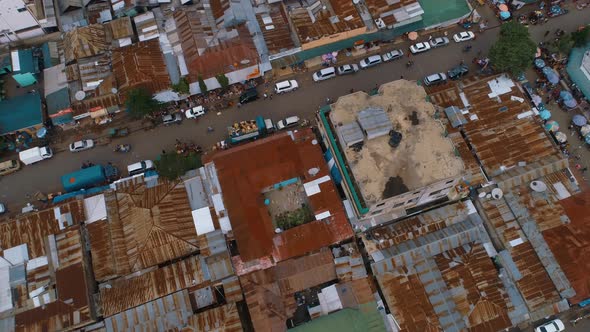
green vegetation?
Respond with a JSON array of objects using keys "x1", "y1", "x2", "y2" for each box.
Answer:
[
  {"x1": 215, "y1": 73, "x2": 230, "y2": 91},
  {"x1": 155, "y1": 152, "x2": 202, "y2": 181},
  {"x1": 275, "y1": 205, "x2": 314, "y2": 230},
  {"x1": 126, "y1": 88, "x2": 161, "y2": 119},
  {"x1": 171, "y1": 77, "x2": 190, "y2": 94},
  {"x1": 198, "y1": 75, "x2": 207, "y2": 93},
  {"x1": 489, "y1": 21, "x2": 537, "y2": 76},
  {"x1": 571, "y1": 26, "x2": 590, "y2": 47}
]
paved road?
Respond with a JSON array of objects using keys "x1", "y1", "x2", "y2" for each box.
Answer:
[{"x1": 1, "y1": 4, "x2": 589, "y2": 215}]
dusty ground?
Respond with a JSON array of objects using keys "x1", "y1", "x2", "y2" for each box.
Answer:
[
  {"x1": 263, "y1": 182, "x2": 308, "y2": 227},
  {"x1": 330, "y1": 80, "x2": 465, "y2": 205}
]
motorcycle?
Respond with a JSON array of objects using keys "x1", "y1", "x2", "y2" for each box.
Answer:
[{"x1": 114, "y1": 144, "x2": 131, "y2": 153}]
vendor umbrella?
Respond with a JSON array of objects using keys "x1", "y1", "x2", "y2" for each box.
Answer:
[
  {"x1": 542, "y1": 66, "x2": 560, "y2": 84},
  {"x1": 534, "y1": 58, "x2": 546, "y2": 68},
  {"x1": 572, "y1": 114, "x2": 587, "y2": 126},
  {"x1": 499, "y1": 11, "x2": 511, "y2": 20},
  {"x1": 498, "y1": 4, "x2": 509, "y2": 11},
  {"x1": 581, "y1": 124, "x2": 590, "y2": 136},
  {"x1": 560, "y1": 90, "x2": 573, "y2": 100},
  {"x1": 408, "y1": 31, "x2": 418, "y2": 40},
  {"x1": 539, "y1": 109, "x2": 551, "y2": 120},
  {"x1": 532, "y1": 95, "x2": 543, "y2": 105},
  {"x1": 585, "y1": 135, "x2": 590, "y2": 145},
  {"x1": 564, "y1": 98, "x2": 578, "y2": 108},
  {"x1": 554, "y1": 131, "x2": 567, "y2": 143},
  {"x1": 544, "y1": 120, "x2": 559, "y2": 132},
  {"x1": 36, "y1": 127, "x2": 47, "y2": 138}
]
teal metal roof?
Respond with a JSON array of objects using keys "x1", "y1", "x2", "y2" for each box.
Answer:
[
  {"x1": 15, "y1": 49, "x2": 36, "y2": 74},
  {"x1": 0, "y1": 92, "x2": 43, "y2": 135},
  {"x1": 567, "y1": 43, "x2": 590, "y2": 100},
  {"x1": 46, "y1": 87, "x2": 71, "y2": 115},
  {"x1": 12, "y1": 73, "x2": 37, "y2": 87},
  {"x1": 291, "y1": 302, "x2": 386, "y2": 332}
]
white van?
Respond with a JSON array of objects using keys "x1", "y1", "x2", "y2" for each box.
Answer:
[
  {"x1": 359, "y1": 55, "x2": 382, "y2": 69},
  {"x1": 423, "y1": 73, "x2": 447, "y2": 86},
  {"x1": 312, "y1": 67, "x2": 336, "y2": 82},
  {"x1": 274, "y1": 80, "x2": 299, "y2": 94},
  {"x1": 127, "y1": 160, "x2": 155, "y2": 176},
  {"x1": 277, "y1": 116, "x2": 300, "y2": 130}
]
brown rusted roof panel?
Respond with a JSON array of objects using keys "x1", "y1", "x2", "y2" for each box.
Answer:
[
  {"x1": 257, "y1": 5, "x2": 296, "y2": 54},
  {"x1": 209, "y1": 129, "x2": 353, "y2": 263},
  {"x1": 64, "y1": 24, "x2": 109, "y2": 63},
  {"x1": 546, "y1": 191, "x2": 590, "y2": 304},
  {"x1": 112, "y1": 39, "x2": 170, "y2": 101}
]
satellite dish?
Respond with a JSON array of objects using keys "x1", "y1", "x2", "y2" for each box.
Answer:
[
  {"x1": 240, "y1": 59, "x2": 251, "y2": 65},
  {"x1": 312, "y1": 139, "x2": 318, "y2": 145},
  {"x1": 352, "y1": 0, "x2": 360, "y2": 4},
  {"x1": 111, "y1": 88, "x2": 118, "y2": 94},
  {"x1": 478, "y1": 192, "x2": 486, "y2": 198},
  {"x1": 530, "y1": 181, "x2": 547, "y2": 192},
  {"x1": 75, "y1": 90, "x2": 86, "y2": 101},
  {"x1": 492, "y1": 188, "x2": 503, "y2": 200},
  {"x1": 308, "y1": 167, "x2": 319, "y2": 176}
]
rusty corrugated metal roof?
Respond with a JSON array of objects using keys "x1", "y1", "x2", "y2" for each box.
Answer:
[
  {"x1": 112, "y1": 39, "x2": 170, "y2": 101},
  {"x1": 208, "y1": 129, "x2": 353, "y2": 264},
  {"x1": 480, "y1": 198, "x2": 561, "y2": 312},
  {"x1": 288, "y1": 1, "x2": 364, "y2": 43},
  {"x1": 186, "y1": 303, "x2": 243, "y2": 332},
  {"x1": 64, "y1": 24, "x2": 110, "y2": 63},
  {"x1": 428, "y1": 76, "x2": 561, "y2": 178},
  {"x1": 240, "y1": 249, "x2": 336, "y2": 332},
  {"x1": 87, "y1": 181, "x2": 199, "y2": 282},
  {"x1": 174, "y1": 11, "x2": 259, "y2": 82},
  {"x1": 364, "y1": 0, "x2": 419, "y2": 26},
  {"x1": 0, "y1": 200, "x2": 84, "y2": 258},
  {"x1": 546, "y1": 191, "x2": 590, "y2": 304},
  {"x1": 107, "y1": 16, "x2": 134, "y2": 40},
  {"x1": 100, "y1": 255, "x2": 206, "y2": 316},
  {"x1": 257, "y1": 5, "x2": 296, "y2": 54}
]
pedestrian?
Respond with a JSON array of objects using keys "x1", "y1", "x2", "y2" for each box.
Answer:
[
  {"x1": 429, "y1": 35, "x2": 432, "y2": 40},
  {"x1": 263, "y1": 93, "x2": 268, "y2": 99},
  {"x1": 269, "y1": 94, "x2": 273, "y2": 100},
  {"x1": 162, "y1": 150, "x2": 166, "y2": 155},
  {"x1": 407, "y1": 52, "x2": 411, "y2": 58},
  {"x1": 350, "y1": 88, "x2": 354, "y2": 93},
  {"x1": 400, "y1": 75, "x2": 404, "y2": 79},
  {"x1": 544, "y1": 30, "x2": 550, "y2": 37},
  {"x1": 460, "y1": 59, "x2": 465, "y2": 65}
]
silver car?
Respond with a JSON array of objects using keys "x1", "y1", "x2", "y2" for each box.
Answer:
[
  {"x1": 69, "y1": 139, "x2": 95, "y2": 152},
  {"x1": 337, "y1": 64, "x2": 359, "y2": 75},
  {"x1": 429, "y1": 37, "x2": 450, "y2": 48},
  {"x1": 382, "y1": 49, "x2": 404, "y2": 61}
]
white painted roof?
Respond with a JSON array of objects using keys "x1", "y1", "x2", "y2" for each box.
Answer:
[{"x1": 192, "y1": 207, "x2": 215, "y2": 235}]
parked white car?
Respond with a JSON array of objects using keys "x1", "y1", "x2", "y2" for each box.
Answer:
[
  {"x1": 312, "y1": 67, "x2": 337, "y2": 82},
  {"x1": 185, "y1": 106, "x2": 205, "y2": 119},
  {"x1": 382, "y1": 49, "x2": 404, "y2": 62},
  {"x1": 337, "y1": 64, "x2": 359, "y2": 75},
  {"x1": 359, "y1": 55, "x2": 382, "y2": 69},
  {"x1": 274, "y1": 80, "x2": 299, "y2": 94},
  {"x1": 453, "y1": 31, "x2": 475, "y2": 43},
  {"x1": 127, "y1": 160, "x2": 155, "y2": 176},
  {"x1": 423, "y1": 73, "x2": 447, "y2": 86},
  {"x1": 69, "y1": 139, "x2": 94, "y2": 153},
  {"x1": 533, "y1": 319, "x2": 565, "y2": 332},
  {"x1": 277, "y1": 116, "x2": 300, "y2": 130},
  {"x1": 409, "y1": 42, "x2": 431, "y2": 54}
]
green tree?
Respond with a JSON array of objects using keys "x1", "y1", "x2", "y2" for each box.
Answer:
[
  {"x1": 216, "y1": 73, "x2": 230, "y2": 91},
  {"x1": 155, "y1": 152, "x2": 202, "y2": 181},
  {"x1": 126, "y1": 88, "x2": 160, "y2": 118},
  {"x1": 571, "y1": 27, "x2": 590, "y2": 48},
  {"x1": 171, "y1": 77, "x2": 190, "y2": 94},
  {"x1": 198, "y1": 75, "x2": 207, "y2": 94},
  {"x1": 489, "y1": 21, "x2": 537, "y2": 76}
]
